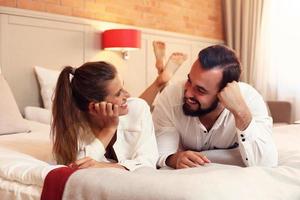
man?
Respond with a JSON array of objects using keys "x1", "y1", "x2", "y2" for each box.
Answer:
[{"x1": 152, "y1": 45, "x2": 278, "y2": 169}]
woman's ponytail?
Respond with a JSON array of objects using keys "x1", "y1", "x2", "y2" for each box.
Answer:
[{"x1": 51, "y1": 66, "x2": 80, "y2": 165}]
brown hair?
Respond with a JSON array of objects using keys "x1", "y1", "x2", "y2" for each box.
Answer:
[
  {"x1": 51, "y1": 61, "x2": 117, "y2": 165},
  {"x1": 198, "y1": 45, "x2": 241, "y2": 91}
]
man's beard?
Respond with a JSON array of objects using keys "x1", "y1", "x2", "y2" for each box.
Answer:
[{"x1": 182, "y1": 97, "x2": 219, "y2": 117}]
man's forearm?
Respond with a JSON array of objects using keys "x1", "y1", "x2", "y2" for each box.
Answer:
[{"x1": 233, "y1": 108, "x2": 252, "y2": 131}]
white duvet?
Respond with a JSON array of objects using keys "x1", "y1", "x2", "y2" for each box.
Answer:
[
  {"x1": 0, "y1": 123, "x2": 300, "y2": 200},
  {"x1": 0, "y1": 148, "x2": 62, "y2": 200},
  {"x1": 64, "y1": 162, "x2": 300, "y2": 200},
  {"x1": 62, "y1": 124, "x2": 300, "y2": 199},
  {"x1": 0, "y1": 120, "x2": 60, "y2": 200}
]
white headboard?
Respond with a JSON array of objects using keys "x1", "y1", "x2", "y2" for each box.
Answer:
[{"x1": 0, "y1": 6, "x2": 222, "y2": 113}]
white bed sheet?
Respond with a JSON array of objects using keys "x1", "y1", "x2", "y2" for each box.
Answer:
[
  {"x1": 0, "y1": 148, "x2": 62, "y2": 200},
  {"x1": 0, "y1": 120, "x2": 53, "y2": 163},
  {"x1": 0, "y1": 120, "x2": 57, "y2": 200},
  {"x1": 0, "y1": 123, "x2": 300, "y2": 200},
  {"x1": 0, "y1": 177, "x2": 41, "y2": 200}
]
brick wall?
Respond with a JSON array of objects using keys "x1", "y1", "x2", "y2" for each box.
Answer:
[{"x1": 0, "y1": 0, "x2": 224, "y2": 40}]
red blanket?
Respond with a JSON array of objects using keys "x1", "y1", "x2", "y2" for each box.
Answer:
[{"x1": 41, "y1": 166, "x2": 78, "y2": 200}]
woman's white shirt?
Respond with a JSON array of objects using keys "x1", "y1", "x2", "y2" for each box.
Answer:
[{"x1": 77, "y1": 97, "x2": 159, "y2": 171}]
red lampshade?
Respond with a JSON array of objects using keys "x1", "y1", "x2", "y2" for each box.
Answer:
[{"x1": 102, "y1": 29, "x2": 141, "y2": 51}]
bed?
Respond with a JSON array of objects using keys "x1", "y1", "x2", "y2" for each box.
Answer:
[
  {"x1": 1, "y1": 6, "x2": 300, "y2": 200},
  {"x1": 1, "y1": 122, "x2": 300, "y2": 200}
]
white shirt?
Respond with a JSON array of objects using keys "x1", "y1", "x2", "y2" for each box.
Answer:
[
  {"x1": 152, "y1": 81, "x2": 278, "y2": 168},
  {"x1": 77, "y1": 97, "x2": 159, "y2": 171}
]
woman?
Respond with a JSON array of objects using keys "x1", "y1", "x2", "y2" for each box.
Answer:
[{"x1": 51, "y1": 61, "x2": 158, "y2": 171}]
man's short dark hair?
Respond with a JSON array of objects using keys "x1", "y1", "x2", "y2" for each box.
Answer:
[{"x1": 198, "y1": 45, "x2": 241, "y2": 90}]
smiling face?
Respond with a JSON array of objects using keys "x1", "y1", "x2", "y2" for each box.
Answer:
[
  {"x1": 183, "y1": 60, "x2": 223, "y2": 116},
  {"x1": 104, "y1": 74, "x2": 130, "y2": 116}
]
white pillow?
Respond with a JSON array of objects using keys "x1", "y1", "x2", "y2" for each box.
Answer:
[
  {"x1": 24, "y1": 106, "x2": 51, "y2": 124},
  {"x1": 0, "y1": 75, "x2": 30, "y2": 135},
  {"x1": 34, "y1": 66, "x2": 60, "y2": 110}
]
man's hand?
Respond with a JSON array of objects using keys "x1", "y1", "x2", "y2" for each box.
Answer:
[
  {"x1": 166, "y1": 150, "x2": 211, "y2": 169},
  {"x1": 218, "y1": 81, "x2": 252, "y2": 131},
  {"x1": 71, "y1": 157, "x2": 126, "y2": 170}
]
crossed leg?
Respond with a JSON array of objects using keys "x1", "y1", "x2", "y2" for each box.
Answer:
[{"x1": 140, "y1": 41, "x2": 187, "y2": 109}]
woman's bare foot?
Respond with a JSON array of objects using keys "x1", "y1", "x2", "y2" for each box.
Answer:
[
  {"x1": 164, "y1": 52, "x2": 187, "y2": 78},
  {"x1": 156, "y1": 52, "x2": 187, "y2": 87},
  {"x1": 153, "y1": 41, "x2": 166, "y2": 74}
]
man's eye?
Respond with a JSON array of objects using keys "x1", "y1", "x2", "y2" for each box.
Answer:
[{"x1": 196, "y1": 88, "x2": 205, "y2": 94}]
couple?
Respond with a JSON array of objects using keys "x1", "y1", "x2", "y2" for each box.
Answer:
[{"x1": 51, "y1": 42, "x2": 278, "y2": 171}]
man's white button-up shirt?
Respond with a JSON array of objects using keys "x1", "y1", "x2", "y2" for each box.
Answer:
[{"x1": 153, "y1": 81, "x2": 278, "y2": 168}]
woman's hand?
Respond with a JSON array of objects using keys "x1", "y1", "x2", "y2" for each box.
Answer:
[
  {"x1": 90, "y1": 102, "x2": 119, "y2": 130},
  {"x1": 71, "y1": 157, "x2": 126, "y2": 170},
  {"x1": 89, "y1": 102, "x2": 119, "y2": 147}
]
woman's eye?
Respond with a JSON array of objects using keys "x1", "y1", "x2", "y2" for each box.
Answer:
[
  {"x1": 115, "y1": 89, "x2": 124, "y2": 97},
  {"x1": 116, "y1": 92, "x2": 121, "y2": 97}
]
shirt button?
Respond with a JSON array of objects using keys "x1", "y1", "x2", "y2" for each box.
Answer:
[
  {"x1": 205, "y1": 142, "x2": 208, "y2": 145},
  {"x1": 242, "y1": 138, "x2": 246, "y2": 142},
  {"x1": 246, "y1": 158, "x2": 248, "y2": 161},
  {"x1": 240, "y1": 134, "x2": 244, "y2": 137},
  {"x1": 204, "y1": 131, "x2": 207, "y2": 133}
]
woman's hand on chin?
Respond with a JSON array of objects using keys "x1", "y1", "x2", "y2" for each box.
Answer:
[{"x1": 89, "y1": 101, "x2": 119, "y2": 131}]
